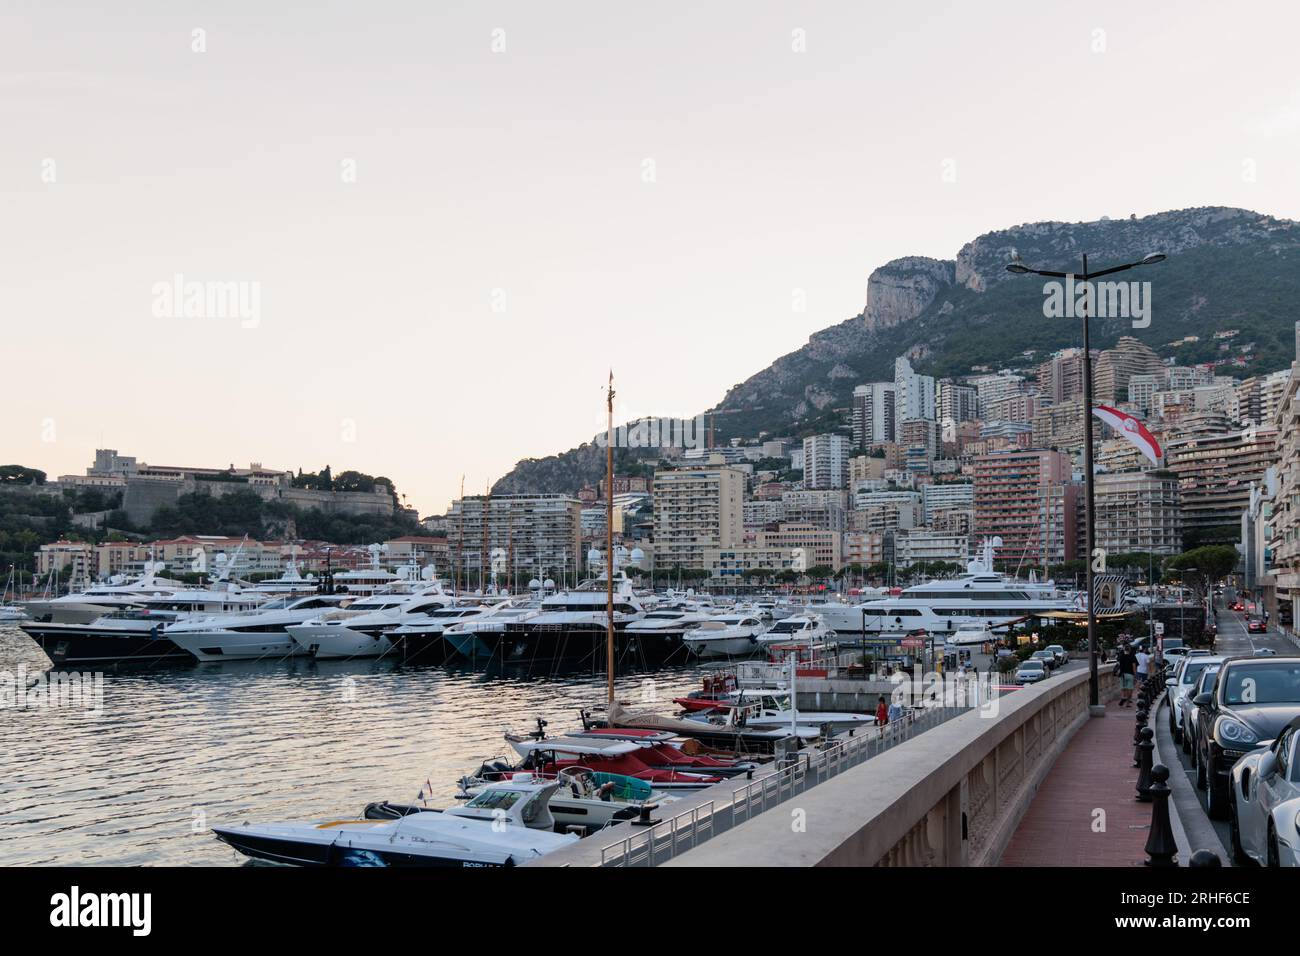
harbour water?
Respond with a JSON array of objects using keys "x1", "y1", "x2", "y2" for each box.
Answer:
[{"x1": 0, "y1": 625, "x2": 701, "y2": 866}]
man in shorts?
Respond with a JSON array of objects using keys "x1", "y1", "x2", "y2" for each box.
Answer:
[{"x1": 1115, "y1": 640, "x2": 1138, "y2": 706}]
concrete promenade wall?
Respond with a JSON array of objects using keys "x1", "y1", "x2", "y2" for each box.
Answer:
[{"x1": 664, "y1": 666, "x2": 1119, "y2": 867}]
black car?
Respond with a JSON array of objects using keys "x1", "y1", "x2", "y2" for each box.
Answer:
[{"x1": 1194, "y1": 656, "x2": 1300, "y2": 819}]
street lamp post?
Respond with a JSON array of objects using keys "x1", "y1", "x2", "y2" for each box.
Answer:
[{"x1": 1006, "y1": 252, "x2": 1165, "y2": 713}]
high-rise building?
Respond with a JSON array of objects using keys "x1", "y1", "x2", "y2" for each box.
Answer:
[
  {"x1": 938, "y1": 381, "x2": 979, "y2": 424},
  {"x1": 652, "y1": 464, "x2": 745, "y2": 570},
  {"x1": 1094, "y1": 336, "x2": 1164, "y2": 406},
  {"x1": 1165, "y1": 427, "x2": 1279, "y2": 539},
  {"x1": 852, "y1": 382, "x2": 896, "y2": 446},
  {"x1": 972, "y1": 449, "x2": 1076, "y2": 565},
  {"x1": 802, "y1": 433, "x2": 851, "y2": 490},
  {"x1": 1036, "y1": 349, "x2": 1090, "y2": 404},
  {"x1": 894, "y1": 356, "x2": 936, "y2": 423}
]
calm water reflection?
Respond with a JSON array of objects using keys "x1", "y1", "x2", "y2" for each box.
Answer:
[{"x1": 0, "y1": 625, "x2": 702, "y2": 865}]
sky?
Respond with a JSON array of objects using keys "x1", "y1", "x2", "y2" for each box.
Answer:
[{"x1": 4, "y1": 1, "x2": 1300, "y2": 516}]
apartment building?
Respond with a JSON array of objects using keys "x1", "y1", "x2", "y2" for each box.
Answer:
[
  {"x1": 1093, "y1": 471, "x2": 1182, "y2": 556},
  {"x1": 651, "y1": 465, "x2": 745, "y2": 570},
  {"x1": 972, "y1": 449, "x2": 1077, "y2": 565},
  {"x1": 1165, "y1": 427, "x2": 1279, "y2": 539},
  {"x1": 449, "y1": 493, "x2": 584, "y2": 580}
]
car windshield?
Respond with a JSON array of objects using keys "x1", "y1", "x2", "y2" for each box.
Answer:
[
  {"x1": 1221, "y1": 662, "x2": 1300, "y2": 705},
  {"x1": 1181, "y1": 661, "x2": 1211, "y2": 685},
  {"x1": 1021, "y1": 661, "x2": 1044, "y2": 670}
]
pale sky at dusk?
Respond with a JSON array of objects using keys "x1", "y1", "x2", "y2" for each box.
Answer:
[{"x1": 4, "y1": 1, "x2": 1300, "y2": 516}]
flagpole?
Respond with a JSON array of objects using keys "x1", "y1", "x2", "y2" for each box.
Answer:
[{"x1": 606, "y1": 372, "x2": 616, "y2": 706}]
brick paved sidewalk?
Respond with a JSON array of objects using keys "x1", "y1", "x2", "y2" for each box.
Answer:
[{"x1": 1000, "y1": 699, "x2": 1151, "y2": 866}]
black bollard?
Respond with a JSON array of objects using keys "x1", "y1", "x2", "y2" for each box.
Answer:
[
  {"x1": 1136, "y1": 727, "x2": 1155, "y2": 800},
  {"x1": 1188, "y1": 849, "x2": 1222, "y2": 867},
  {"x1": 1133, "y1": 707, "x2": 1149, "y2": 766},
  {"x1": 1144, "y1": 764, "x2": 1177, "y2": 867}
]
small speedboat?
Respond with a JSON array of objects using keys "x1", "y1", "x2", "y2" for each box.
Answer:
[
  {"x1": 212, "y1": 775, "x2": 579, "y2": 867},
  {"x1": 682, "y1": 618, "x2": 764, "y2": 658}
]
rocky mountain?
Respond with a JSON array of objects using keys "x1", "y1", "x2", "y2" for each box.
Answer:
[{"x1": 494, "y1": 206, "x2": 1300, "y2": 496}]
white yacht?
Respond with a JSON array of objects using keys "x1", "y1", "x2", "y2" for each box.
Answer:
[
  {"x1": 165, "y1": 594, "x2": 353, "y2": 662},
  {"x1": 212, "y1": 774, "x2": 579, "y2": 867},
  {"x1": 441, "y1": 600, "x2": 544, "y2": 661},
  {"x1": 388, "y1": 600, "x2": 498, "y2": 661},
  {"x1": 19, "y1": 569, "x2": 190, "y2": 625},
  {"x1": 286, "y1": 583, "x2": 456, "y2": 660},
  {"x1": 754, "y1": 613, "x2": 836, "y2": 649},
  {"x1": 682, "y1": 612, "x2": 767, "y2": 658},
  {"x1": 485, "y1": 573, "x2": 660, "y2": 661},
  {"x1": 849, "y1": 538, "x2": 1075, "y2": 638},
  {"x1": 19, "y1": 586, "x2": 268, "y2": 666},
  {"x1": 242, "y1": 559, "x2": 319, "y2": 598},
  {"x1": 623, "y1": 606, "x2": 713, "y2": 641}
]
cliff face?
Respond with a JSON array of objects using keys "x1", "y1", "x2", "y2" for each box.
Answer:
[
  {"x1": 863, "y1": 256, "x2": 957, "y2": 330},
  {"x1": 494, "y1": 206, "x2": 1300, "y2": 496}
]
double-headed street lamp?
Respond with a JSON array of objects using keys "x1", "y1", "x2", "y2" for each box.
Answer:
[{"x1": 1005, "y1": 251, "x2": 1166, "y2": 713}]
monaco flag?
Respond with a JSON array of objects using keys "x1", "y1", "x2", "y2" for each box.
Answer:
[{"x1": 1092, "y1": 405, "x2": 1162, "y2": 465}]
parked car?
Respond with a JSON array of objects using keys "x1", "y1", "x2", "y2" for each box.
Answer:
[
  {"x1": 1255, "y1": 647, "x2": 1280, "y2": 656},
  {"x1": 1044, "y1": 644, "x2": 1068, "y2": 667},
  {"x1": 1195, "y1": 656, "x2": 1300, "y2": 819},
  {"x1": 1015, "y1": 659, "x2": 1049, "y2": 684},
  {"x1": 1031, "y1": 650, "x2": 1058, "y2": 671},
  {"x1": 1183, "y1": 661, "x2": 1224, "y2": 757},
  {"x1": 1167, "y1": 655, "x2": 1223, "y2": 746},
  {"x1": 1229, "y1": 715, "x2": 1300, "y2": 866},
  {"x1": 1248, "y1": 619, "x2": 1268, "y2": 634}
]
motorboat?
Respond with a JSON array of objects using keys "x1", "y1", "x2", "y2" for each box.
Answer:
[
  {"x1": 388, "y1": 600, "x2": 498, "y2": 661},
  {"x1": 493, "y1": 573, "x2": 658, "y2": 661},
  {"x1": 754, "y1": 613, "x2": 836, "y2": 649},
  {"x1": 600, "y1": 700, "x2": 819, "y2": 753},
  {"x1": 165, "y1": 594, "x2": 353, "y2": 662},
  {"x1": 19, "y1": 587, "x2": 268, "y2": 666},
  {"x1": 673, "y1": 670, "x2": 741, "y2": 712},
  {"x1": 944, "y1": 622, "x2": 995, "y2": 648},
  {"x1": 694, "y1": 689, "x2": 875, "y2": 735},
  {"x1": 286, "y1": 583, "x2": 456, "y2": 660},
  {"x1": 501, "y1": 735, "x2": 736, "y2": 790},
  {"x1": 682, "y1": 614, "x2": 766, "y2": 658},
  {"x1": 623, "y1": 607, "x2": 713, "y2": 642},
  {"x1": 211, "y1": 774, "x2": 579, "y2": 867},
  {"x1": 439, "y1": 600, "x2": 544, "y2": 661},
  {"x1": 431, "y1": 765, "x2": 678, "y2": 833}
]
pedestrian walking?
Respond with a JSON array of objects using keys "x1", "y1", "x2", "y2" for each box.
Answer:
[{"x1": 1116, "y1": 639, "x2": 1138, "y2": 707}]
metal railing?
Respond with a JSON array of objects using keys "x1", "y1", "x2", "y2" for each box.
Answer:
[{"x1": 597, "y1": 703, "x2": 966, "y2": 866}]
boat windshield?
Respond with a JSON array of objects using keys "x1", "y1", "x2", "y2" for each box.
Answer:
[{"x1": 464, "y1": 789, "x2": 524, "y2": 811}]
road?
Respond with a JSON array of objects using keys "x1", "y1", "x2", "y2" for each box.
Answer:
[{"x1": 1158, "y1": 603, "x2": 1298, "y2": 862}]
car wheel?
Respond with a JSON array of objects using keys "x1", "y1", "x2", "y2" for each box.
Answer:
[
  {"x1": 1229, "y1": 791, "x2": 1251, "y2": 866},
  {"x1": 1207, "y1": 757, "x2": 1229, "y2": 821},
  {"x1": 1267, "y1": 822, "x2": 1281, "y2": 868}
]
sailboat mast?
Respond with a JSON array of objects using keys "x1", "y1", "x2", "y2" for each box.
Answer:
[
  {"x1": 455, "y1": 475, "x2": 465, "y2": 596},
  {"x1": 606, "y1": 372, "x2": 616, "y2": 705}
]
